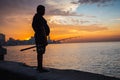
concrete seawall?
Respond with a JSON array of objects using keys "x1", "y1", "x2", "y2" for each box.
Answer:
[{"x1": 0, "y1": 61, "x2": 120, "y2": 80}]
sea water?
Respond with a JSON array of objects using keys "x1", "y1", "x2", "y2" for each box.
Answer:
[{"x1": 5, "y1": 42, "x2": 120, "y2": 78}]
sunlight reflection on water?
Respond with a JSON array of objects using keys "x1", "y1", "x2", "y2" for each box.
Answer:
[{"x1": 5, "y1": 42, "x2": 120, "y2": 78}]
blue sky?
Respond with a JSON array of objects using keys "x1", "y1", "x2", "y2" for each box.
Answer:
[{"x1": 76, "y1": 0, "x2": 120, "y2": 25}]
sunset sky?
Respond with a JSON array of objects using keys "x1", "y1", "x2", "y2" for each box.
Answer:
[{"x1": 0, "y1": 0, "x2": 120, "y2": 42}]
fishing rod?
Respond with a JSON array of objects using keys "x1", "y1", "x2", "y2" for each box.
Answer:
[{"x1": 20, "y1": 45, "x2": 36, "y2": 51}]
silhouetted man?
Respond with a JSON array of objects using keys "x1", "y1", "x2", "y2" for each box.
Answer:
[{"x1": 32, "y1": 5, "x2": 50, "y2": 72}]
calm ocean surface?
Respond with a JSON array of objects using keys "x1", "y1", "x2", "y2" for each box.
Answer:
[{"x1": 5, "y1": 42, "x2": 120, "y2": 78}]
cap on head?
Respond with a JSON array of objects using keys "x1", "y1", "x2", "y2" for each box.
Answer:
[{"x1": 37, "y1": 5, "x2": 45, "y2": 15}]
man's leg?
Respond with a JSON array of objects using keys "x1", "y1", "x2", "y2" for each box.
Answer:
[
  {"x1": 36, "y1": 45, "x2": 46, "y2": 72},
  {"x1": 37, "y1": 53, "x2": 43, "y2": 71}
]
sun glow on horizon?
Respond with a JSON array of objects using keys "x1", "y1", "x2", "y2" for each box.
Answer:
[{"x1": 25, "y1": 37, "x2": 31, "y2": 40}]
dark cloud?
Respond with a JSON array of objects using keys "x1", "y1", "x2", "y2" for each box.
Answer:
[
  {"x1": 45, "y1": 0, "x2": 116, "y2": 15},
  {"x1": 0, "y1": 0, "x2": 45, "y2": 27},
  {"x1": 0, "y1": 0, "x2": 116, "y2": 16},
  {"x1": 79, "y1": 0, "x2": 113, "y2": 4},
  {"x1": 1, "y1": 0, "x2": 114, "y2": 17},
  {"x1": 0, "y1": 0, "x2": 117, "y2": 27},
  {"x1": 0, "y1": 0, "x2": 75, "y2": 16},
  {"x1": 0, "y1": 0, "x2": 79, "y2": 27},
  {"x1": 72, "y1": 0, "x2": 114, "y2": 5},
  {"x1": 0, "y1": 0, "x2": 45, "y2": 15}
]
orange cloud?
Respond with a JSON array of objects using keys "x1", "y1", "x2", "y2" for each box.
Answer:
[{"x1": 49, "y1": 23, "x2": 108, "y2": 40}]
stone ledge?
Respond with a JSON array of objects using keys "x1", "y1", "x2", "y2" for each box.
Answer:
[{"x1": 0, "y1": 61, "x2": 120, "y2": 80}]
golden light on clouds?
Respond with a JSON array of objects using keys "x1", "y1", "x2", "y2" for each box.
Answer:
[
  {"x1": 1, "y1": 14, "x2": 120, "y2": 42},
  {"x1": 0, "y1": 0, "x2": 120, "y2": 42}
]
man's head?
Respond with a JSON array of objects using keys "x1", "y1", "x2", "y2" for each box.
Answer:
[{"x1": 37, "y1": 5, "x2": 45, "y2": 16}]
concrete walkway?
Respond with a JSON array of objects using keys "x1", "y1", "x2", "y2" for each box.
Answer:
[{"x1": 0, "y1": 61, "x2": 120, "y2": 80}]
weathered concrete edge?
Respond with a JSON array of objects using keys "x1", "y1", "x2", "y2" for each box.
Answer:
[
  {"x1": 0, "y1": 61, "x2": 37, "y2": 80},
  {"x1": 0, "y1": 61, "x2": 120, "y2": 80}
]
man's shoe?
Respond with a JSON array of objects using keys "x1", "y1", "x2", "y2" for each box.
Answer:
[{"x1": 36, "y1": 68, "x2": 49, "y2": 73}]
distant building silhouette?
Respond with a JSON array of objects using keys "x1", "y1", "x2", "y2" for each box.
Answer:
[
  {"x1": 6, "y1": 37, "x2": 35, "y2": 46},
  {"x1": 0, "y1": 33, "x2": 6, "y2": 45},
  {"x1": 6, "y1": 37, "x2": 17, "y2": 45},
  {"x1": 0, "y1": 33, "x2": 60, "y2": 46}
]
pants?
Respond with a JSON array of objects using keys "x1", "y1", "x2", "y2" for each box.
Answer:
[
  {"x1": 36, "y1": 45, "x2": 46, "y2": 70},
  {"x1": 34, "y1": 34, "x2": 47, "y2": 70}
]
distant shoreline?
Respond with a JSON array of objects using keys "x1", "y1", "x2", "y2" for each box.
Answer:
[{"x1": 3, "y1": 41, "x2": 120, "y2": 46}]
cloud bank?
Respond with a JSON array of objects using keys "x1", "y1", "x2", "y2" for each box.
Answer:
[
  {"x1": 0, "y1": 0, "x2": 114, "y2": 16},
  {"x1": 0, "y1": 0, "x2": 116, "y2": 27},
  {"x1": 75, "y1": 0, "x2": 113, "y2": 4},
  {"x1": 48, "y1": 15, "x2": 97, "y2": 25}
]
